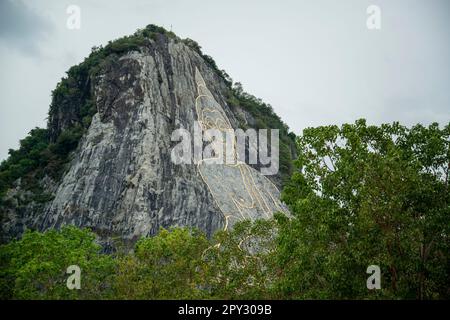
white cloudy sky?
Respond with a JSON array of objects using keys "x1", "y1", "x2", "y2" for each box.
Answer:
[{"x1": 0, "y1": 0, "x2": 449, "y2": 160}]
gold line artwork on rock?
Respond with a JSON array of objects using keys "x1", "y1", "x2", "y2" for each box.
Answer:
[{"x1": 194, "y1": 67, "x2": 287, "y2": 231}]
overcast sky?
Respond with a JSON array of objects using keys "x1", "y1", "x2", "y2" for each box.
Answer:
[{"x1": 0, "y1": 0, "x2": 449, "y2": 161}]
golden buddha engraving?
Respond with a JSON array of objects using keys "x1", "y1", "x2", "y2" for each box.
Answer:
[{"x1": 194, "y1": 68, "x2": 287, "y2": 231}]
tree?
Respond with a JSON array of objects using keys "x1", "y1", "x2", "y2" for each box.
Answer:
[
  {"x1": 0, "y1": 226, "x2": 115, "y2": 299},
  {"x1": 204, "y1": 219, "x2": 278, "y2": 299},
  {"x1": 113, "y1": 227, "x2": 209, "y2": 299},
  {"x1": 276, "y1": 120, "x2": 450, "y2": 299}
]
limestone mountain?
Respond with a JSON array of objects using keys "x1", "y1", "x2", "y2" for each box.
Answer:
[{"x1": 0, "y1": 25, "x2": 296, "y2": 248}]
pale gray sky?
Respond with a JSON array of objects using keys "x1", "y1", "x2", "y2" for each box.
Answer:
[{"x1": 1, "y1": 0, "x2": 449, "y2": 160}]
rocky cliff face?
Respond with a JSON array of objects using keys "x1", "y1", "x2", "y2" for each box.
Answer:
[{"x1": 0, "y1": 27, "x2": 294, "y2": 248}]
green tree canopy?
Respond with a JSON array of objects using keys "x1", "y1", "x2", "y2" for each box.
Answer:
[
  {"x1": 113, "y1": 227, "x2": 210, "y2": 299},
  {"x1": 0, "y1": 226, "x2": 115, "y2": 299},
  {"x1": 277, "y1": 120, "x2": 450, "y2": 299}
]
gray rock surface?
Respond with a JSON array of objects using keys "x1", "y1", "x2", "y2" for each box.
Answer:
[{"x1": 1, "y1": 37, "x2": 287, "y2": 248}]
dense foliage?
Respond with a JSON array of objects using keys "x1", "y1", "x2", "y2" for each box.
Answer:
[
  {"x1": 0, "y1": 128, "x2": 49, "y2": 200},
  {"x1": 0, "y1": 127, "x2": 81, "y2": 205},
  {"x1": 278, "y1": 120, "x2": 449, "y2": 299},
  {"x1": 113, "y1": 228, "x2": 209, "y2": 299},
  {"x1": 0, "y1": 226, "x2": 115, "y2": 299},
  {"x1": 1, "y1": 121, "x2": 448, "y2": 300}
]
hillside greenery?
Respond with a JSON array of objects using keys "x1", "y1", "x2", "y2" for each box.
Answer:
[{"x1": 1, "y1": 120, "x2": 448, "y2": 300}]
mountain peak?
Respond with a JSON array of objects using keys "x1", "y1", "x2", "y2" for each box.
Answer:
[{"x1": 0, "y1": 25, "x2": 296, "y2": 247}]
